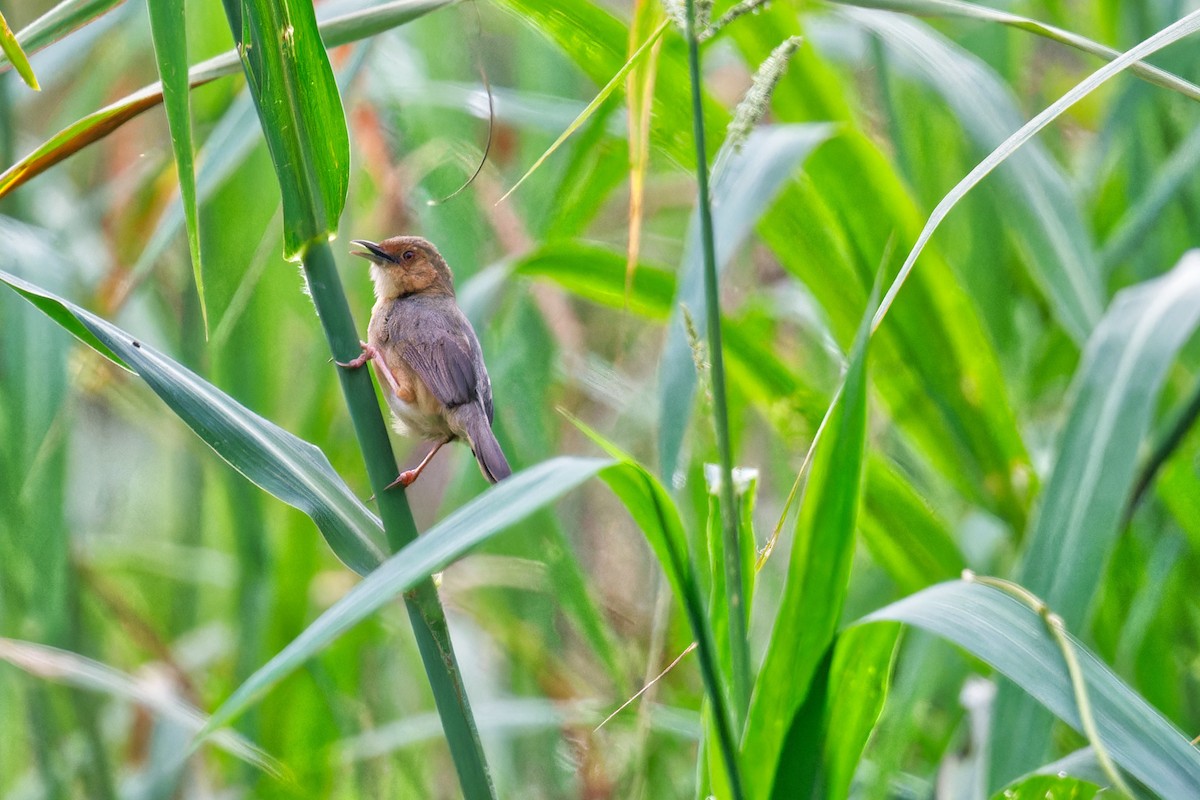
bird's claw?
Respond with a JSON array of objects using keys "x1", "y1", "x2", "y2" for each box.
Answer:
[
  {"x1": 336, "y1": 341, "x2": 372, "y2": 369},
  {"x1": 385, "y1": 470, "x2": 418, "y2": 491}
]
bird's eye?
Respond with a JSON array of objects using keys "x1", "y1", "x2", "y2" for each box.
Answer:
[{"x1": 402, "y1": 250, "x2": 416, "y2": 261}]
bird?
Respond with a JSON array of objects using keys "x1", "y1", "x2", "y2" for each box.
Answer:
[{"x1": 338, "y1": 235, "x2": 511, "y2": 489}]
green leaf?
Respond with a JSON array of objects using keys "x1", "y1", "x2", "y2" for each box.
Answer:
[
  {"x1": 514, "y1": 241, "x2": 676, "y2": 320},
  {"x1": 860, "y1": 457, "x2": 965, "y2": 593},
  {"x1": 994, "y1": 252, "x2": 1200, "y2": 783},
  {"x1": 863, "y1": 8, "x2": 1200, "y2": 344},
  {"x1": 0, "y1": 0, "x2": 124, "y2": 71},
  {"x1": 742, "y1": 293, "x2": 870, "y2": 799},
  {"x1": 860, "y1": 580, "x2": 1200, "y2": 800},
  {"x1": 197, "y1": 457, "x2": 613, "y2": 736},
  {"x1": 147, "y1": 0, "x2": 205, "y2": 328},
  {"x1": 835, "y1": 0, "x2": 1200, "y2": 102},
  {"x1": 221, "y1": 0, "x2": 348, "y2": 261},
  {"x1": 0, "y1": 0, "x2": 449, "y2": 201},
  {"x1": 0, "y1": 268, "x2": 387, "y2": 576},
  {"x1": 0, "y1": 9, "x2": 40, "y2": 90},
  {"x1": 768, "y1": 625, "x2": 899, "y2": 800},
  {"x1": 830, "y1": 8, "x2": 1103, "y2": 342},
  {"x1": 0, "y1": 637, "x2": 281, "y2": 778},
  {"x1": 659, "y1": 123, "x2": 833, "y2": 482}
]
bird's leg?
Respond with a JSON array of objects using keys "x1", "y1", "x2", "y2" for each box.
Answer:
[
  {"x1": 386, "y1": 438, "x2": 451, "y2": 490},
  {"x1": 336, "y1": 341, "x2": 405, "y2": 399}
]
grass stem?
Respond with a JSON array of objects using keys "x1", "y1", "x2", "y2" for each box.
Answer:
[{"x1": 684, "y1": 0, "x2": 747, "y2": 794}]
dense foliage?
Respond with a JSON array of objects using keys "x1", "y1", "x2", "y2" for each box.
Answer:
[{"x1": 2, "y1": 1, "x2": 1200, "y2": 798}]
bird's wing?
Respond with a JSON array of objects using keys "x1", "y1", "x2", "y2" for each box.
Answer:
[{"x1": 396, "y1": 303, "x2": 489, "y2": 413}]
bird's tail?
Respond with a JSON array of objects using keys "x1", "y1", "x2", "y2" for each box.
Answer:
[{"x1": 461, "y1": 409, "x2": 511, "y2": 483}]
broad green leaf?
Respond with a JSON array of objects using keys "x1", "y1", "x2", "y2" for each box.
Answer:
[
  {"x1": 514, "y1": 241, "x2": 675, "y2": 319},
  {"x1": 659, "y1": 123, "x2": 834, "y2": 482},
  {"x1": 825, "y1": 8, "x2": 1103, "y2": 343},
  {"x1": 0, "y1": 269, "x2": 387, "y2": 576},
  {"x1": 994, "y1": 252, "x2": 1200, "y2": 783},
  {"x1": 836, "y1": 0, "x2": 1200, "y2": 102},
  {"x1": 147, "y1": 0, "x2": 205, "y2": 327},
  {"x1": 0, "y1": 0, "x2": 124, "y2": 71},
  {"x1": 0, "y1": 637, "x2": 281, "y2": 777},
  {"x1": 742, "y1": 293, "x2": 870, "y2": 799},
  {"x1": 0, "y1": 0, "x2": 449, "y2": 200},
  {"x1": 0, "y1": 10, "x2": 39, "y2": 90},
  {"x1": 860, "y1": 580, "x2": 1200, "y2": 800},
  {"x1": 220, "y1": 0, "x2": 348, "y2": 260}
]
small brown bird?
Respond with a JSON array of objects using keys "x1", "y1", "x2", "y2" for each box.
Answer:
[{"x1": 339, "y1": 235, "x2": 511, "y2": 489}]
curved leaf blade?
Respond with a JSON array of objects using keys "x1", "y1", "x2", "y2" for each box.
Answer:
[
  {"x1": 860, "y1": 581, "x2": 1200, "y2": 800},
  {"x1": 829, "y1": 8, "x2": 1103, "y2": 342},
  {"x1": 0, "y1": 269, "x2": 387, "y2": 575},
  {"x1": 864, "y1": 8, "x2": 1200, "y2": 340}
]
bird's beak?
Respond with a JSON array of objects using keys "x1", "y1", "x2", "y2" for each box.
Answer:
[{"x1": 350, "y1": 239, "x2": 394, "y2": 263}]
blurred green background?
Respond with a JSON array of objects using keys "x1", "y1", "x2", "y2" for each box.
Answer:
[{"x1": 3, "y1": 0, "x2": 1200, "y2": 798}]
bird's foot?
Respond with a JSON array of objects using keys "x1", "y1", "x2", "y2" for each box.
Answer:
[
  {"x1": 335, "y1": 341, "x2": 373, "y2": 369},
  {"x1": 385, "y1": 469, "x2": 418, "y2": 491}
]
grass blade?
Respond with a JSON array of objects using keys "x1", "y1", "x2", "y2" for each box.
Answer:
[
  {"x1": 220, "y1": 0, "x2": 348, "y2": 260},
  {"x1": 866, "y1": 8, "x2": 1200, "y2": 338},
  {"x1": 147, "y1": 0, "x2": 204, "y2": 328},
  {"x1": 497, "y1": 17, "x2": 668, "y2": 205},
  {"x1": 0, "y1": 268, "x2": 388, "y2": 575},
  {"x1": 742, "y1": 291, "x2": 871, "y2": 799},
  {"x1": 0, "y1": 10, "x2": 40, "y2": 90},
  {"x1": 860, "y1": 580, "x2": 1200, "y2": 800},
  {"x1": 0, "y1": 0, "x2": 124, "y2": 72},
  {"x1": 993, "y1": 252, "x2": 1200, "y2": 784},
  {"x1": 0, "y1": 0, "x2": 449, "y2": 201},
  {"x1": 837, "y1": 0, "x2": 1200, "y2": 102},
  {"x1": 834, "y1": 8, "x2": 1103, "y2": 342}
]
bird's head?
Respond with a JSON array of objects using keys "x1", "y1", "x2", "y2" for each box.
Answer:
[{"x1": 351, "y1": 235, "x2": 455, "y2": 301}]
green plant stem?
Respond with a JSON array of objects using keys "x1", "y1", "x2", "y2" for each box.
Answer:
[
  {"x1": 684, "y1": 0, "x2": 748, "y2": 794},
  {"x1": 300, "y1": 241, "x2": 495, "y2": 800}
]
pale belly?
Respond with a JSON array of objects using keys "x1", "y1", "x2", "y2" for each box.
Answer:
[{"x1": 375, "y1": 362, "x2": 455, "y2": 440}]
